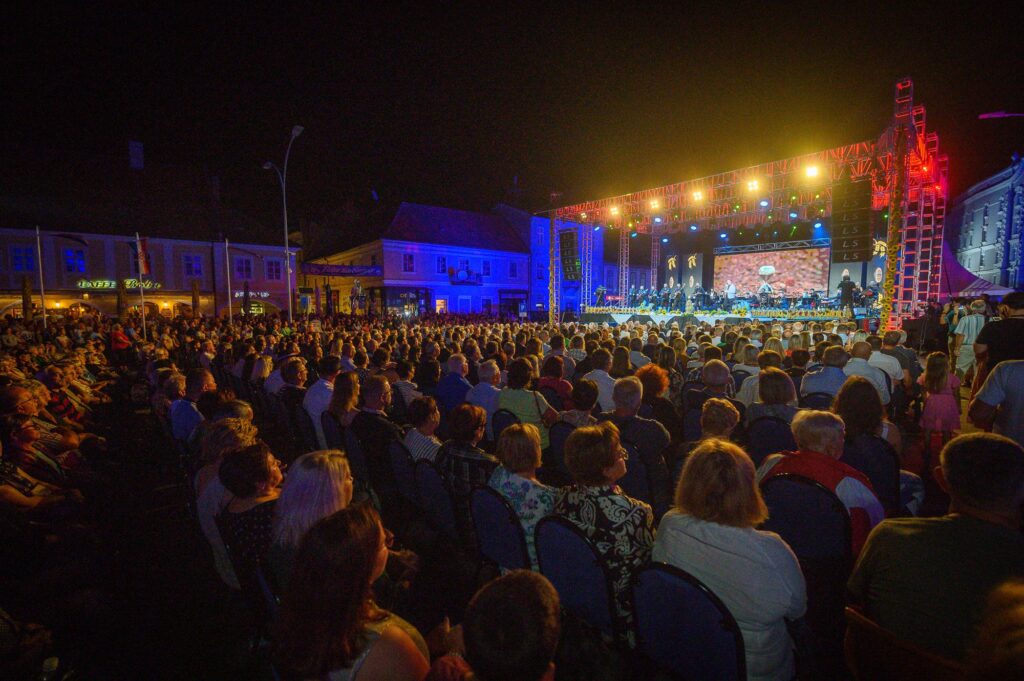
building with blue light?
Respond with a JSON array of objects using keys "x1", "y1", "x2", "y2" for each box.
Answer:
[{"x1": 948, "y1": 156, "x2": 1024, "y2": 292}]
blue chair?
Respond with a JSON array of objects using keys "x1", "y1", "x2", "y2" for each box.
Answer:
[
  {"x1": 617, "y1": 441, "x2": 651, "y2": 505},
  {"x1": 535, "y1": 515, "x2": 619, "y2": 641},
  {"x1": 544, "y1": 421, "x2": 576, "y2": 485},
  {"x1": 745, "y1": 416, "x2": 797, "y2": 467},
  {"x1": 491, "y1": 409, "x2": 520, "y2": 441},
  {"x1": 414, "y1": 459, "x2": 460, "y2": 543},
  {"x1": 321, "y1": 411, "x2": 344, "y2": 449},
  {"x1": 841, "y1": 434, "x2": 900, "y2": 514},
  {"x1": 731, "y1": 370, "x2": 753, "y2": 390},
  {"x1": 388, "y1": 440, "x2": 419, "y2": 508},
  {"x1": 799, "y1": 391, "x2": 834, "y2": 409},
  {"x1": 291, "y1": 406, "x2": 320, "y2": 453},
  {"x1": 682, "y1": 408, "x2": 703, "y2": 441},
  {"x1": 343, "y1": 427, "x2": 372, "y2": 488},
  {"x1": 470, "y1": 486, "x2": 531, "y2": 571},
  {"x1": 632, "y1": 562, "x2": 746, "y2": 681}
]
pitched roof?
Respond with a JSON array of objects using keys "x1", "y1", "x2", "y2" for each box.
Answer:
[{"x1": 382, "y1": 202, "x2": 527, "y2": 253}]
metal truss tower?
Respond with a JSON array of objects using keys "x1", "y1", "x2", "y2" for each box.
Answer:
[
  {"x1": 580, "y1": 224, "x2": 593, "y2": 308},
  {"x1": 618, "y1": 225, "x2": 630, "y2": 302}
]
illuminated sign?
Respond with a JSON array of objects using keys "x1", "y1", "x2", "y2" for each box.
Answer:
[
  {"x1": 76, "y1": 279, "x2": 162, "y2": 290},
  {"x1": 667, "y1": 256, "x2": 677, "y2": 270},
  {"x1": 234, "y1": 291, "x2": 271, "y2": 298}
]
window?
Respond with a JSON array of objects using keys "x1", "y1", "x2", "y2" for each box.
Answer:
[
  {"x1": 183, "y1": 254, "x2": 203, "y2": 278},
  {"x1": 536, "y1": 263, "x2": 546, "y2": 280},
  {"x1": 458, "y1": 296, "x2": 472, "y2": 313},
  {"x1": 234, "y1": 256, "x2": 253, "y2": 281},
  {"x1": 481, "y1": 260, "x2": 491, "y2": 277},
  {"x1": 63, "y1": 248, "x2": 85, "y2": 274},
  {"x1": 481, "y1": 298, "x2": 493, "y2": 314},
  {"x1": 436, "y1": 256, "x2": 447, "y2": 274},
  {"x1": 509, "y1": 261, "x2": 518, "y2": 278},
  {"x1": 979, "y1": 251, "x2": 985, "y2": 267},
  {"x1": 12, "y1": 246, "x2": 35, "y2": 272},
  {"x1": 457, "y1": 257, "x2": 469, "y2": 271},
  {"x1": 402, "y1": 253, "x2": 415, "y2": 273},
  {"x1": 265, "y1": 258, "x2": 282, "y2": 281}
]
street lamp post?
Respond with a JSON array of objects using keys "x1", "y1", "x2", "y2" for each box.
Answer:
[{"x1": 264, "y1": 124, "x2": 304, "y2": 323}]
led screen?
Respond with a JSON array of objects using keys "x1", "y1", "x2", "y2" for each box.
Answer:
[{"x1": 713, "y1": 247, "x2": 830, "y2": 297}]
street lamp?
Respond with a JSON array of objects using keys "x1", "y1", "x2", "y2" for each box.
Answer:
[{"x1": 264, "y1": 124, "x2": 304, "y2": 323}]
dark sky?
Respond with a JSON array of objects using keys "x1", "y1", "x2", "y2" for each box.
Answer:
[{"x1": 4, "y1": 1, "x2": 1022, "y2": 230}]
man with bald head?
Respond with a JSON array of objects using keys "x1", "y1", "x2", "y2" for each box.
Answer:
[
  {"x1": 844, "y1": 341, "x2": 891, "y2": 405},
  {"x1": 800, "y1": 345, "x2": 851, "y2": 399},
  {"x1": 683, "y1": 359, "x2": 745, "y2": 421}
]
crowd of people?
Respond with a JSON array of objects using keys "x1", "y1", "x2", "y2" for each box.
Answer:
[{"x1": 1, "y1": 298, "x2": 1023, "y2": 680}]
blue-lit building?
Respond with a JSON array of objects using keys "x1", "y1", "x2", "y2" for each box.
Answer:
[{"x1": 948, "y1": 156, "x2": 1024, "y2": 293}]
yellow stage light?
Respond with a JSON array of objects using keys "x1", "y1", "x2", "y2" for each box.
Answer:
[
  {"x1": 580, "y1": 212, "x2": 587, "y2": 219},
  {"x1": 805, "y1": 165, "x2": 820, "y2": 178},
  {"x1": 610, "y1": 206, "x2": 619, "y2": 216},
  {"x1": 747, "y1": 179, "x2": 759, "y2": 191},
  {"x1": 650, "y1": 199, "x2": 659, "y2": 209},
  {"x1": 692, "y1": 190, "x2": 703, "y2": 201}
]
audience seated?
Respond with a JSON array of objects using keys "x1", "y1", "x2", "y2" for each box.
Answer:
[
  {"x1": 403, "y1": 396, "x2": 442, "y2": 462},
  {"x1": 497, "y1": 358, "x2": 558, "y2": 451},
  {"x1": 744, "y1": 366, "x2": 799, "y2": 426},
  {"x1": 848, "y1": 433, "x2": 1024, "y2": 661},
  {"x1": 465, "y1": 360, "x2": 501, "y2": 439},
  {"x1": 558, "y1": 379, "x2": 598, "y2": 428},
  {"x1": 799, "y1": 345, "x2": 849, "y2": 398},
  {"x1": 216, "y1": 442, "x2": 283, "y2": 584},
  {"x1": 326, "y1": 372, "x2": 361, "y2": 429},
  {"x1": 436, "y1": 404, "x2": 497, "y2": 499},
  {"x1": 436, "y1": 354, "x2": 472, "y2": 414},
  {"x1": 735, "y1": 350, "x2": 785, "y2": 406},
  {"x1": 653, "y1": 438, "x2": 806, "y2": 681}
]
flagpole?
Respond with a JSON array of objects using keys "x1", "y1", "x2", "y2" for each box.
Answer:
[
  {"x1": 224, "y1": 238, "x2": 233, "y2": 325},
  {"x1": 34, "y1": 226, "x2": 47, "y2": 329},
  {"x1": 135, "y1": 232, "x2": 147, "y2": 342}
]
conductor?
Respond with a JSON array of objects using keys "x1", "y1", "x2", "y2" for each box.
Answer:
[{"x1": 837, "y1": 275, "x2": 858, "y2": 318}]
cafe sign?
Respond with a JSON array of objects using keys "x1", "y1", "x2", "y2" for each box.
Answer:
[
  {"x1": 76, "y1": 279, "x2": 163, "y2": 290},
  {"x1": 234, "y1": 291, "x2": 271, "y2": 298}
]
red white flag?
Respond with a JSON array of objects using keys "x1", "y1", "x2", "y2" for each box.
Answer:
[{"x1": 136, "y1": 237, "x2": 151, "y2": 276}]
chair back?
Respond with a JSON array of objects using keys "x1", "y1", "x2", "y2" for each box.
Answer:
[
  {"x1": 321, "y1": 410, "x2": 345, "y2": 449},
  {"x1": 291, "y1": 406, "x2": 320, "y2": 453},
  {"x1": 841, "y1": 434, "x2": 901, "y2": 514},
  {"x1": 632, "y1": 563, "x2": 746, "y2": 681},
  {"x1": 799, "y1": 391, "x2": 834, "y2": 409},
  {"x1": 390, "y1": 386, "x2": 410, "y2": 425},
  {"x1": 343, "y1": 427, "x2": 372, "y2": 486},
  {"x1": 760, "y1": 473, "x2": 851, "y2": 563},
  {"x1": 388, "y1": 440, "x2": 419, "y2": 507},
  {"x1": 535, "y1": 515, "x2": 619, "y2": 640},
  {"x1": 538, "y1": 385, "x2": 564, "y2": 411},
  {"x1": 545, "y1": 421, "x2": 576, "y2": 484},
  {"x1": 730, "y1": 370, "x2": 753, "y2": 389},
  {"x1": 746, "y1": 416, "x2": 797, "y2": 467},
  {"x1": 414, "y1": 459, "x2": 460, "y2": 542},
  {"x1": 617, "y1": 441, "x2": 651, "y2": 505},
  {"x1": 682, "y1": 408, "x2": 703, "y2": 441},
  {"x1": 470, "y1": 485, "x2": 531, "y2": 571},
  {"x1": 491, "y1": 409, "x2": 520, "y2": 441},
  {"x1": 844, "y1": 607, "x2": 966, "y2": 681}
]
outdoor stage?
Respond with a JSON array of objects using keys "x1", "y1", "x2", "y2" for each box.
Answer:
[{"x1": 579, "y1": 306, "x2": 876, "y2": 326}]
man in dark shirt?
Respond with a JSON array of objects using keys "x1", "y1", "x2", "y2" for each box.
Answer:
[
  {"x1": 837, "y1": 275, "x2": 858, "y2": 318},
  {"x1": 974, "y1": 292, "x2": 1024, "y2": 369},
  {"x1": 349, "y1": 375, "x2": 403, "y2": 494}
]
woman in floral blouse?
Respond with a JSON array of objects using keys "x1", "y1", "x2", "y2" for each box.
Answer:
[
  {"x1": 556, "y1": 421, "x2": 655, "y2": 644},
  {"x1": 488, "y1": 423, "x2": 555, "y2": 570}
]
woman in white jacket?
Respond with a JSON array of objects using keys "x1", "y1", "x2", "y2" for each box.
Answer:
[{"x1": 652, "y1": 439, "x2": 806, "y2": 681}]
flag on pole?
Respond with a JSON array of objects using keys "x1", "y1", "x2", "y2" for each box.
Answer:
[{"x1": 137, "y1": 238, "x2": 151, "y2": 276}]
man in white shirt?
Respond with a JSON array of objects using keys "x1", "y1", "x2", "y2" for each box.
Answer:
[
  {"x1": 583, "y1": 348, "x2": 617, "y2": 412},
  {"x1": 844, "y1": 341, "x2": 891, "y2": 405},
  {"x1": 547, "y1": 334, "x2": 576, "y2": 379},
  {"x1": 466, "y1": 360, "x2": 502, "y2": 439},
  {"x1": 866, "y1": 335, "x2": 905, "y2": 388},
  {"x1": 304, "y1": 355, "x2": 342, "y2": 448},
  {"x1": 628, "y1": 337, "x2": 651, "y2": 369},
  {"x1": 953, "y1": 300, "x2": 988, "y2": 379},
  {"x1": 339, "y1": 342, "x2": 357, "y2": 373}
]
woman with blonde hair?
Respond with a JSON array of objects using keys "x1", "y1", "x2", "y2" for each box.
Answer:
[
  {"x1": 488, "y1": 423, "x2": 555, "y2": 569},
  {"x1": 653, "y1": 439, "x2": 806, "y2": 681},
  {"x1": 267, "y1": 449, "x2": 354, "y2": 587}
]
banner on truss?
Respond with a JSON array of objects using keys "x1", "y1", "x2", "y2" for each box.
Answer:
[{"x1": 300, "y1": 263, "x2": 383, "y2": 277}]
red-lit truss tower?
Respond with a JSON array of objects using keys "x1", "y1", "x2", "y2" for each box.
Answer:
[{"x1": 548, "y1": 79, "x2": 947, "y2": 327}]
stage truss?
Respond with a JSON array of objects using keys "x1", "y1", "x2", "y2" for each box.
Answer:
[{"x1": 549, "y1": 79, "x2": 947, "y2": 326}]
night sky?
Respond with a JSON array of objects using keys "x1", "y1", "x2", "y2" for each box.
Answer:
[{"x1": 4, "y1": 2, "x2": 1022, "y2": 237}]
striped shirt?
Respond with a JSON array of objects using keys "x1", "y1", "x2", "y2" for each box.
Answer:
[{"x1": 403, "y1": 428, "x2": 442, "y2": 463}]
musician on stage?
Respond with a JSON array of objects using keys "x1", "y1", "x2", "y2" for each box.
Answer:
[
  {"x1": 725, "y1": 280, "x2": 737, "y2": 301},
  {"x1": 659, "y1": 284, "x2": 671, "y2": 310},
  {"x1": 671, "y1": 284, "x2": 684, "y2": 311},
  {"x1": 594, "y1": 284, "x2": 607, "y2": 306},
  {"x1": 636, "y1": 286, "x2": 647, "y2": 307},
  {"x1": 693, "y1": 283, "x2": 706, "y2": 310},
  {"x1": 628, "y1": 285, "x2": 637, "y2": 307},
  {"x1": 837, "y1": 274, "x2": 859, "y2": 318},
  {"x1": 757, "y1": 280, "x2": 774, "y2": 295}
]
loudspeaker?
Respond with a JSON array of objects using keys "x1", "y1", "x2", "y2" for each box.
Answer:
[
  {"x1": 831, "y1": 181, "x2": 874, "y2": 262},
  {"x1": 559, "y1": 231, "x2": 582, "y2": 281}
]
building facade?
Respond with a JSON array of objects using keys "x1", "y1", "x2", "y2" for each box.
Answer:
[
  {"x1": 0, "y1": 227, "x2": 296, "y2": 318},
  {"x1": 949, "y1": 156, "x2": 1024, "y2": 290}
]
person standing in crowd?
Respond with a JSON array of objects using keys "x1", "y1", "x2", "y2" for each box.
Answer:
[
  {"x1": 969, "y1": 360, "x2": 1024, "y2": 448},
  {"x1": 972, "y1": 291, "x2": 1024, "y2": 393},
  {"x1": 952, "y1": 300, "x2": 988, "y2": 381},
  {"x1": 919, "y1": 351, "x2": 961, "y2": 445}
]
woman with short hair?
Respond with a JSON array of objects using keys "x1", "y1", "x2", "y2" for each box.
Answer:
[
  {"x1": 217, "y1": 442, "x2": 283, "y2": 585},
  {"x1": 274, "y1": 504, "x2": 430, "y2": 681},
  {"x1": 498, "y1": 358, "x2": 558, "y2": 450},
  {"x1": 556, "y1": 421, "x2": 654, "y2": 643},
  {"x1": 267, "y1": 450, "x2": 354, "y2": 587},
  {"x1": 488, "y1": 423, "x2": 555, "y2": 570},
  {"x1": 653, "y1": 439, "x2": 806, "y2": 681},
  {"x1": 744, "y1": 367, "x2": 799, "y2": 426},
  {"x1": 610, "y1": 346, "x2": 633, "y2": 378}
]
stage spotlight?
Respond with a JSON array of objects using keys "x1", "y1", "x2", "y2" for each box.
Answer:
[
  {"x1": 806, "y1": 165, "x2": 819, "y2": 178},
  {"x1": 630, "y1": 230, "x2": 638, "y2": 238},
  {"x1": 773, "y1": 230, "x2": 779, "y2": 237},
  {"x1": 610, "y1": 206, "x2": 619, "y2": 215},
  {"x1": 814, "y1": 221, "x2": 822, "y2": 229},
  {"x1": 661, "y1": 237, "x2": 669, "y2": 244},
  {"x1": 654, "y1": 216, "x2": 663, "y2": 223},
  {"x1": 747, "y1": 179, "x2": 759, "y2": 191},
  {"x1": 789, "y1": 211, "x2": 798, "y2": 219},
  {"x1": 692, "y1": 190, "x2": 703, "y2": 201},
  {"x1": 759, "y1": 199, "x2": 769, "y2": 207},
  {"x1": 580, "y1": 212, "x2": 587, "y2": 219},
  {"x1": 650, "y1": 199, "x2": 659, "y2": 209},
  {"x1": 719, "y1": 232, "x2": 727, "y2": 239},
  {"x1": 689, "y1": 224, "x2": 698, "y2": 231},
  {"x1": 594, "y1": 225, "x2": 602, "y2": 232}
]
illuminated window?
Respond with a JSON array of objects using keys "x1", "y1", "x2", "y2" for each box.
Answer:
[
  {"x1": 481, "y1": 260, "x2": 491, "y2": 277},
  {"x1": 458, "y1": 257, "x2": 469, "y2": 271},
  {"x1": 234, "y1": 256, "x2": 253, "y2": 281},
  {"x1": 436, "y1": 256, "x2": 447, "y2": 274},
  {"x1": 63, "y1": 248, "x2": 85, "y2": 274},
  {"x1": 265, "y1": 258, "x2": 282, "y2": 281},
  {"x1": 402, "y1": 253, "x2": 414, "y2": 273},
  {"x1": 12, "y1": 246, "x2": 35, "y2": 272},
  {"x1": 183, "y1": 254, "x2": 203, "y2": 278}
]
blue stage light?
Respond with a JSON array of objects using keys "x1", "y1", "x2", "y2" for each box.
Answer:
[
  {"x1": 661, "y1": 237, "x2": 669, "y2": 243},
  {"x1": 813, "y1": 221, "x2": 822, "y2": 229},
  {"x1": 759, "y1": 199, "x2": 769, "y2": 207},
  {"x1": 719, "y1": 232, "x2": 727, "y2": 239},
  {"x1": 593, "y1": 225, "x2": 601, "y2": 231},
  {"x1": 654, "y1": 216, "x2": 663, "y2": 223},
  {"x1": 789, "y1": 211, "x2": 798, "y2": 219},
  {"x1": 630, "y1": 231, "x2": 638, "y2": 238},
  {"x1": 689, "y1": 224, "x2": 698, "y2": 231}
]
